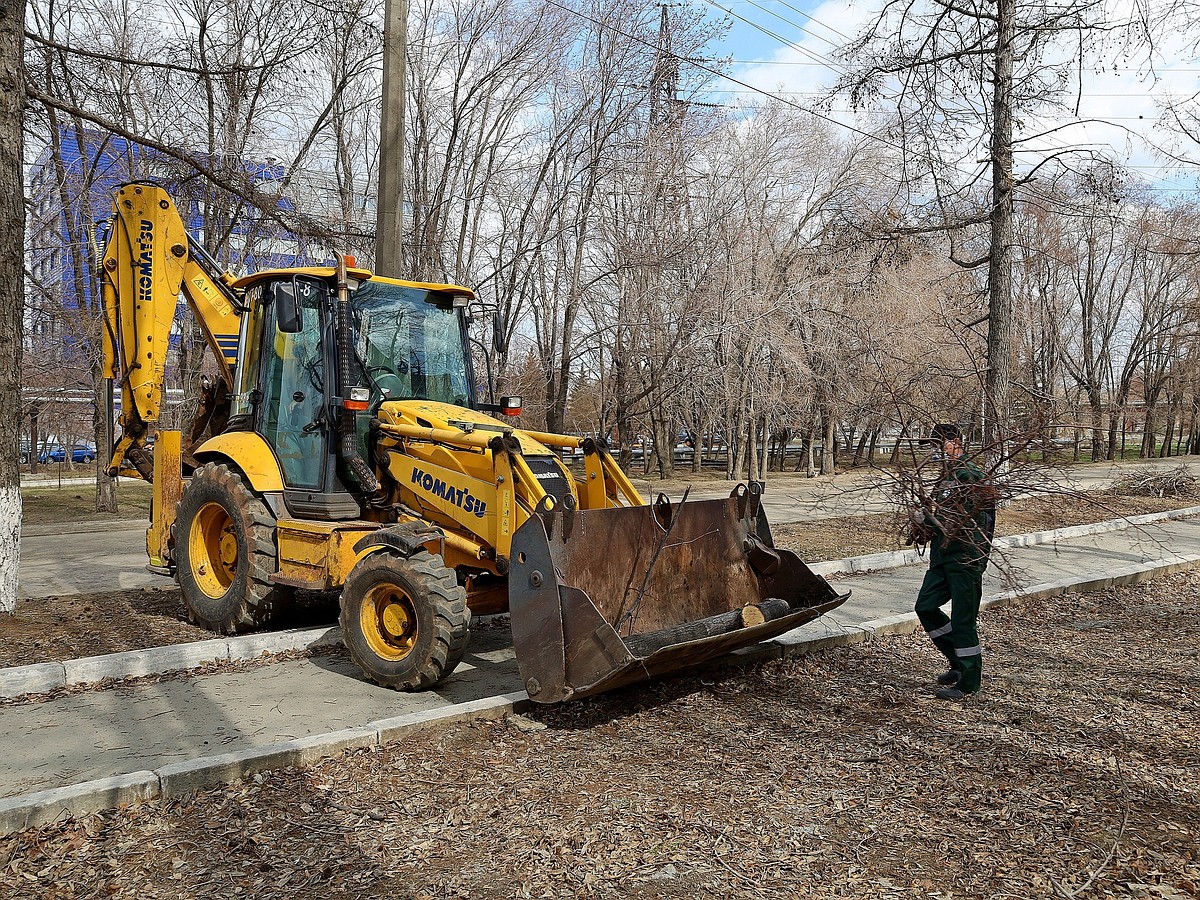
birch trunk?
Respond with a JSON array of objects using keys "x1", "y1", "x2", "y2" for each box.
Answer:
[{"x1": 0, "y1": 1, "x2": 24, "y2": 611}]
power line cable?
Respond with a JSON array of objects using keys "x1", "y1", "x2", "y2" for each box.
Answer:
[
  {"x1": 701, "y1": 0, "x2": 854, "y2": 79},
  {"x1": 540, "y1": 0, "x2": 907, "y2": 153}
]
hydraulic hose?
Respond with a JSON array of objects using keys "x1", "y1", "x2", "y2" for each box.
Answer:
[{"x1": 335, "y1": 256, "x2": 383, "y2": 501}]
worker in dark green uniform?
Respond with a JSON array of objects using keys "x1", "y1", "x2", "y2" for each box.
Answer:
[{"x1": 913, "y1": 423, "x2": 996, "y2": 701}]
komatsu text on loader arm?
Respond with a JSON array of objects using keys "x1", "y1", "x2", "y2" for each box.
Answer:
[{"x1": 100, "y1": 182, "x2": 848, "y2": 703}]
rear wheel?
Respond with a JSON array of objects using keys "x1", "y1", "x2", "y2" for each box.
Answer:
[
  {"x1": 340, "y1": 550, "x2": 470, "y2": 690},
  {"x1": 176, "y1": 462, "x2": 290, "y2": 634}
]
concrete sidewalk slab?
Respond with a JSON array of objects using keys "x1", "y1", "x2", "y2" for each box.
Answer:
[
  {"x1": 23, "y1": 458, "x2": 1197, "y2": 599},
  {"x1": 0, "y1": 692, "x2": 532, "y2": 834}
]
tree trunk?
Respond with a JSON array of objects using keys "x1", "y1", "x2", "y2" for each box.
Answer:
[
  {"x1": 28, "y1": 403, "x2": 40, "y2": 475},
  {"x1": 985, "y1": 0, "x2": 1015, "y2": 453},
  {"x1": 1087, "y1": 391, "x2": 1104, "y2": 461},
  {"x1": 92, "y1": 371, "x2": 116, "y2": 512},
  {"x1": 746, "y1": 415, "x2": 759, "y2": 484},
  {"x1": 0, "y1": 4, "x2": 24, "y2": 612},
  {"x1": 806, "y1": 420, "x2": 817, "y2": 477},
  {"x1": 820, "y1": 411, "x2": 836, "y2": 476},
  {"x1": 1141, "y1": 407, "x2": 1156, "y2": 458},
  {"x1": 852, "y1": 427, "x2": 869, "y2": 467},
  {"x1": 727, "y1": 399, "x2": 745, "y2": 480},
  {"x1": 757, "y1": 416, "x2": 769, "y2": 483},
  {"x1": 649, "y1": 409, "x2": 674, "y2": 480},
  {"x1": 1161, "y1": 399, "x2": 1176, "y2": 458}
]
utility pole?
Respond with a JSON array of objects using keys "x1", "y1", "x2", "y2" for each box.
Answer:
[{"x1": 374, "y1": 0, "x2": 406, "y2": 275}]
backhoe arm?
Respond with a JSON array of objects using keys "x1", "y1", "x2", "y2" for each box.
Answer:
[{"x1": 100, "y1": 183, "x2": 242, "y2": 479}]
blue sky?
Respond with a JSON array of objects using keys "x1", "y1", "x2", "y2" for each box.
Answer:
[{"x1": 687, "y1": 0, "x2": 1200, "y2": 197}]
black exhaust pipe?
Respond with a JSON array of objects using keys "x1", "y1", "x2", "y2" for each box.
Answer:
[{"x1": 334, "y1": 256, "x2": 383, "y2": 502}]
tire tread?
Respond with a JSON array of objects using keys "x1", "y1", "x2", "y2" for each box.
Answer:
[{"x1": 340, "y1": 550, "x2": 470, "y2": 691}]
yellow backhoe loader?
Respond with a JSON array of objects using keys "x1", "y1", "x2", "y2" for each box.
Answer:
[{"x1": 100, "y1": 182, "x2": 848, "y2": 703}]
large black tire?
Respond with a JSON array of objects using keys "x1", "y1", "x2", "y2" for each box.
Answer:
[
  {"x1": 175, "y1": 462, "x2": 289, "y2": 634},
  {"x1": 340, "y1": 550, "x2": 470, "y2": 690}
]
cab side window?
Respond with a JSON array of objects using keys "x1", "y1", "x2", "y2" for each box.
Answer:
[{"x1": 258, "y1": 278, "x2": 326, "y2": 490}]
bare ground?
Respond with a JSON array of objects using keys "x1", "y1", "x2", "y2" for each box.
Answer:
[
  {"x1": 0, "y1": 591, "x2": 338, "y2": 669},
  {"x1": 1, "y1": 569, "x2": 1197, "y2": 899},
  {"x1": 775, "y1": 492, "x2": 1194, "y2": 561}
]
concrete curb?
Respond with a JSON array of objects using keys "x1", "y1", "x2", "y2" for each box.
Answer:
[
  {"x1": 773, "y1": 552, "x2": 1200, "y2": 658},
  {"x1": 0, "y1": 627, "x2": 341, "y2": 701},
  {"x1": 807, "y1": 504, "x2": 1200, "y2": 578},
  {"x1": 0, "y1": 691, "x2": 529, "y2": 836},
  {"x1": 0, "y1": 772, "x2": 159, "y2": 835}
]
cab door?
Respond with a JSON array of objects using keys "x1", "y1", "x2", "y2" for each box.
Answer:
[{"x1": 255, "y1": 277, "x2": 329, "y2": 491}]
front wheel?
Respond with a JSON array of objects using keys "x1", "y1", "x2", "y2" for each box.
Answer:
[
  {"x1": 175, "y1": 462, "x2": 290, "y2": 634},
  {"x1": 340, "y1": 550, "x2": 470, "y2": 691}
]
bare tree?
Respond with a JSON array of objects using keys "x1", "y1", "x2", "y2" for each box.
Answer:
[
  {"x1": 0, "y1": 0, "x2": 23, "y2": 611},
  {"x1": 832, "y1": 0, "x2": 1143, "y2": 451}
]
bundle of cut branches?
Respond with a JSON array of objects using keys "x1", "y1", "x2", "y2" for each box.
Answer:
[{"x1": 1111, "y1": 466, "x2": 1198, "y2": 499}]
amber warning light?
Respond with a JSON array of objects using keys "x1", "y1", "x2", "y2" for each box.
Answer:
[{"x1": 345, "y1": 386, "x2": 370, "y2": 411}]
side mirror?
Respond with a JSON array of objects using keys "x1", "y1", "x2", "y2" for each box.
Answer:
[
  {"x1": 492, "y1": 307, "x2": 508, "y2": 355},
  {"x1": 272, "y1": 279, "x2": 302, "y2": 334},
  {"x1": 499, "y1": 396, "x2": 522, "y2": 417}
]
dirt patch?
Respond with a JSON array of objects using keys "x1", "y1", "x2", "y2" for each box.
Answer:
[
  {"x1": 21, "y1": 482, "x2": 151, "y2": 527},
  {"x1": 777, "y1": 492, "x2": 1194, "y2": 561},
  {"x1": 0, "y1": 590, "x2": 340, "y2": 669},
  {"x1": 2, "y1": 570, "x2": 1197, "y2": 899}
]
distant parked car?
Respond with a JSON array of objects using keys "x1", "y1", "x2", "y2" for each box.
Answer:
[{"x1": 38, "y1": 442, "x2": 97, "y2": 464}]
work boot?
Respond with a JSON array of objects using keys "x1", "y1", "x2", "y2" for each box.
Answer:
[
  {"x1": 937, "y1": 669, "x2": 962, "y2": 686},
  {"x1": 935, "y1": 686, "x2": 976, "y2": 701}
]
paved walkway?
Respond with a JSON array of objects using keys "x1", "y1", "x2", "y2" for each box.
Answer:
[{"x1": 2, "y1": 514, "x2": 1196, "y2": 799}]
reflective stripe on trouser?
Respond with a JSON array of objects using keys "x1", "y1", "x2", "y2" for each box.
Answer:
[{"x1": 914, "y1": 560, "x2": 984, "y2": 692}]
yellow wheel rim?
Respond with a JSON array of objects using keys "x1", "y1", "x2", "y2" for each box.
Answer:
[
  {"x1": 359, "y1": 582, "x2": 418, "y2": 662},
  {"x1": 189, "y1": 501, "x2": 237, "y2": 598}
]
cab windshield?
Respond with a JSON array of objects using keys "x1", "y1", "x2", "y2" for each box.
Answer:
[{"x1": 350, "y1": 280, "x2": 473, "y2": 407}]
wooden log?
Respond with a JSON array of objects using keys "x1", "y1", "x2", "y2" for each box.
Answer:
[{"x1": 623, "y1": 597, "x2": 792, "y2": 657}]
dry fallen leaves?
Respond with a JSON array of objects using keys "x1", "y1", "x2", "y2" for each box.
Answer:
[{"x1": 2, "y1": 569, "x2": 1198, "y2": 899}]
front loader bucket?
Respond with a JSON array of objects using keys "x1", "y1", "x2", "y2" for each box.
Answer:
[{"x1": 508, "y1": 483, "x2": 849, "y2": 703}]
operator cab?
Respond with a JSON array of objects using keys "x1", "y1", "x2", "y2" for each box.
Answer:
[{"x1": 228, "y1": 268, "x2": 477, "y2": 519}]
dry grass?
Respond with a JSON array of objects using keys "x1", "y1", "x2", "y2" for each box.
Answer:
[
  {"x1": 20, "y1": 482, "x2": 151, "y2": 527},
  {"x1": 776, "y1": 492, "x2": 1193, "y2": 562},
  {"x1": 2, "y1": 570, "x2": 1197, "y2": 899}
]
